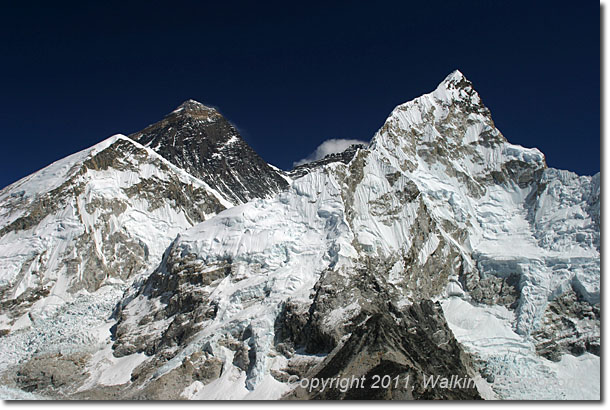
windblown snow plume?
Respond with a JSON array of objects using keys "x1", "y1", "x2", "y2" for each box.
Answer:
[
  {"x1": 0, "y1": 71, "x2": 600, "y2": 400},
  {"x1": 293, "y1": 138, "x2": 369, "y2": 167}
]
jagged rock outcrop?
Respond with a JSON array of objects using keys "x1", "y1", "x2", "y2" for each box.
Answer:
[
  {"x1": 532, "y1": 288, "x2": 600, "y2": 361},
  {"x1": 283, "y1": 301, "x2": 480, "y2": 400}
]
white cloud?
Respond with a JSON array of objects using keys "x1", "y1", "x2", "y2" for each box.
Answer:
[{"x1": 293, "y1": 138, "x2": 368, "y2": 167}]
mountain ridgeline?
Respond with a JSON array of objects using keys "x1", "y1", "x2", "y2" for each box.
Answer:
[
  {"x1": 0, "y1": 71, "x2": 600, "y2": 400},
  {"x1": 128, "y1": 100, "x2": 289, "y2": 204}
]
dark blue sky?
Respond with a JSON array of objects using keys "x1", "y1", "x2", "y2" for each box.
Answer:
[{"x1": 0, "y1": 1, "x2": 600, "y2": 189}]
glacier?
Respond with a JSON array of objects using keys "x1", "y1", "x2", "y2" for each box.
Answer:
[{"x1": 0, "y1": 70, "x2": 600, "y2": 400}]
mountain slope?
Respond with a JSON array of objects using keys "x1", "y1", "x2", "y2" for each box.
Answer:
[
  {"x1": 0, "y1": 71, "x2": 600, "y2": 400},
  {"x1": 128, "y1": 100, "x2": 289, "y2": 204},
  {"x1": 0, "y1": 100, "x2": 291, "y2": 336},
  {"x1": 105, "y1": 71, "x2": 599, "y2": 399},
  {"x1": 0, "y1": 135, "x2": 231, "y2": 334}
]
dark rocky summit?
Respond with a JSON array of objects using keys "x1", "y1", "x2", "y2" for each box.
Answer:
[{"x1": 128, "y1": 100, "x2": 289, "y2": 203}]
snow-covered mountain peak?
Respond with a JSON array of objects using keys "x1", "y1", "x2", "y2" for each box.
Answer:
[
  {"x1": 375, "y1": 70, "x2": 486, "y2": 141},
  {"x1": 432, "y1": 70, "x2": 479, "y2": 104},
  {"x1": 0, "y1": 134, "x2": 124, "y2": 203},
  {"x1": 444, "y1": 68, "x2": 466, "y2": 81},
  {"x1": 369, "y1": 70, "x2": 546, "y2": 192},
  {"x1": 0, "y1": 131, "x2": 233, "y2": 328},
  {"x1": 438, "y1": 69, "x2": 471, "y2": 90}
]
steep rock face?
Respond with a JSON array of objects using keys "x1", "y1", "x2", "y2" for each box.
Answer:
[
  {"x1": 283, "y1": 301, "x2": 480, "y2": 400},
  {"x1": 107, "y1": 71, "x2": 599, "y2": 399},
  {"x1": 0, "y1": 135, "x2": 228, "y2": 333},
  {"x1": 128, "y1": 100, "x2": 289, "y2": 204},
  {"x1": 532, "y1": 289, "x2": 600, "y2": 360}
]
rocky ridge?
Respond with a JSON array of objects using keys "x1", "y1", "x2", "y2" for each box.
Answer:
[{"x1": 287, "y1": 144, "x2": 365, "y2": 179}]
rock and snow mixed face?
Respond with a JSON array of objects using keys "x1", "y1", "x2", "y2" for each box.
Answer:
[
  {"x1": 0, "y1": 135, "x2": 230, "y2": 333},
  {"x1": 0, "y1": 100, "x2": 289, "y2": 335},
  {"x1": 0, "y1": 71, "x2": 600, "y2": 400},
  {"x1": 108, "y1": 71, "x2": 599, "y2": 399}
]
